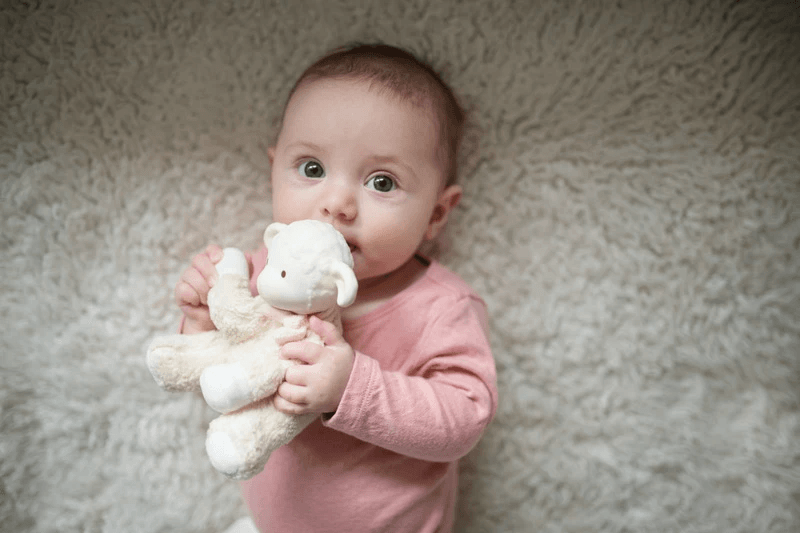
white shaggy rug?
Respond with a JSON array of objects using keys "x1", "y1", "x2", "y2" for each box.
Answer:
[{"x1": 2, "y1": 0, "x2": 799, "y2": 531}]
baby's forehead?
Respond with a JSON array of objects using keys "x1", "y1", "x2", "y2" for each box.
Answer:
[
  {"x1": 291, "y1": 77, "x2": 442, "y2": 135},
  {"x1": 281, "y1": 77, "x2": 450, "y2": 182},
  {"x1": 292, "y1": 76, "x2": 435, "y2": 115}
]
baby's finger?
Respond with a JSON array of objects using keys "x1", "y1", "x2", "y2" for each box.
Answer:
[
  {"x1": 181, "y1": 303, "x2": 212, "y2": 325},
  {"x1": 308, "y1": 316, "x2": 343, "y2": 346},
  {"x1": 204, "y1": 244, "x2": 224, "y2": 263},
  {"x1": 191, "y1": 254, "x2": 219, "y2": 288},
  {"x1": 181, "y1": 267, "x2": 212, "y2": 305},
  {"x1": 283, "y1": 364, "x2": 310, "y2": 386},
  {"x1": 277, "y1": 382, "x2": 307, "y2": 404},
  {"x1": 273, "y1": 390, "x2": 307, "y2": 415},
  {"x1": 281, "y1": 341, "x2": 323, "y2": 365},
  {"x1": 174, "y1": 280, "x2": 201, "y2": 308}
]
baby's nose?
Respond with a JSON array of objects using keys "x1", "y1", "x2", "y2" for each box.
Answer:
[{"x1": 321, "y1": 182, "x2": 357, "y2": 221}]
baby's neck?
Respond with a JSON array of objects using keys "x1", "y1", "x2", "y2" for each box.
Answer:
[{"x1": 343, "y1": 255, "x2": 429, "y2": 321}]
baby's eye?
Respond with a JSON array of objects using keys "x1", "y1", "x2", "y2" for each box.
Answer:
[
  {"x1": 298, "y1": 160, "x2": 325, "y2": 178},
  {"x1": 365, "y1": 174, "x2": 396, "y2": 193}
]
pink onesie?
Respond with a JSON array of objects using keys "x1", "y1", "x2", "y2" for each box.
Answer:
[{"x1": 240, "y1": 249, "x2": 497, "y2": 533}]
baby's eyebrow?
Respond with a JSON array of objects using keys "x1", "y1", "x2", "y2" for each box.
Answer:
[
  {"x1": 285, "y1": 141, "x2": 325, "y2": 154},
  {"x1": 366, "y1": 155, "x2": 418, "y2": 181}
]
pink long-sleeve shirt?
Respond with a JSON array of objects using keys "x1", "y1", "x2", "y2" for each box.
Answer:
[{"x1": 240, "y1": 249, "x2": 498, "y2": 533}]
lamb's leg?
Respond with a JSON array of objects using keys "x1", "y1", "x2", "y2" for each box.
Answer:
[
  {"x1": 205, "y1": 399, "x2": 315, "y2": 480},
  {"x1": 146, "y1": 331, "x2": 225, "y2": 392}
]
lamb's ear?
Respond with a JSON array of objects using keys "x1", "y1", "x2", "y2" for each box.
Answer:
[
  {"x1": 264, "y1": 223, "x2": 287, "y2": 248},
  {"x1": 331, "y1": 261, "x2": 358, "y2": 307}
]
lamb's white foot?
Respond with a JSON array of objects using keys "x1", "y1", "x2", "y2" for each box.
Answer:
[
  {"x1": 207, "y1": 411, "x2": 270, "y2": 481},
  {"x1": 200, "y1": 364, "x2": 252, "y2": 413},
  {"x1": 206, "y1": 431, "x2": 246, "y2": 478}
]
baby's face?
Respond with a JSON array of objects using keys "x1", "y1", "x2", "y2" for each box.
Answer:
[{"x1": 269, "y1": 77, "x2": 458, "y2": 283}]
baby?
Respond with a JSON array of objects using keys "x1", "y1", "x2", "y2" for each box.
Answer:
[{"x1": 175, "y1": 43, "x2": 498, "y2": 533}]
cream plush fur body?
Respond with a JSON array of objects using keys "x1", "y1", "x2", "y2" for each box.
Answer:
[{"x1": 147, "y1": 220, "x2": 358, "y2": 480}]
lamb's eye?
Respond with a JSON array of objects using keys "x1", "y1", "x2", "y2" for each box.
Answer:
[
  {"x1": 281, "y1": 270, "x2": 286, "y2": 278},
  {"x1": 298, "y1": 160, "x2": 325, "y2": 178}
]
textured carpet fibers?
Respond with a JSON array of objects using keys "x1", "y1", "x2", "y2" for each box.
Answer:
[{"x1": 2, "y1": 0, "x2": 799, "y2": 532}]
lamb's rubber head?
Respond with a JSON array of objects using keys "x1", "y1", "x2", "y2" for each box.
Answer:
[{"x1": 257, "y1": 220, "x2": 358, "y2": 314}]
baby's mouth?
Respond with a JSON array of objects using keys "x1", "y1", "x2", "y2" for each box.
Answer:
[{"x1": 347, "y1": 241, "x2": 357, "y2": 254}]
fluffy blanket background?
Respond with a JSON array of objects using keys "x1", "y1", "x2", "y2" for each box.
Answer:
[{"x1": 2, "y1": 0, "x2": 799, "y2": 531}]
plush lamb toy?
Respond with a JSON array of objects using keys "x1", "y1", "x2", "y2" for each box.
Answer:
[{"x1": 146, "y1": 220, "x2": 358, "y2": 480}]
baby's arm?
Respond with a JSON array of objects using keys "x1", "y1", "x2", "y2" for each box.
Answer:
[
  {"x1": 322, "y1": 298, "x2": 498, "y2": 463},
  {"x1": 328, "y1": 356, "x2": 495, "y2": 462}
]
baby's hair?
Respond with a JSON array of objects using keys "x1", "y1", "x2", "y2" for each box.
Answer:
[{"x1": 282, "y1": 43, "x2": 466, "y2": 187}]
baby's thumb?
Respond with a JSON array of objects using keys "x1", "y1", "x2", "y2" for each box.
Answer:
[
  {"x1": 206, "y1": 244, "x2": 224, "y2": 263},
  {"x1": 309, "y1": 316, "x2": 341, "y2": 345}
]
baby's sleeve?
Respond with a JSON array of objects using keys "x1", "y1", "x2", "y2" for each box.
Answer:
[{"x1": 324, "y1": 295, "x2": 498, "y2": 462}]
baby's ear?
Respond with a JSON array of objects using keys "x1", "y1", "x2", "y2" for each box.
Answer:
[
  {"x1": 331, "y1": 261, "x2": 358, "y2": 307},
  {"x1": 264, "y1": 222, "x2": 286, "y2": 248},
  {"x1": 426, "y1": 184, "x2": 462, "y2": 240}
]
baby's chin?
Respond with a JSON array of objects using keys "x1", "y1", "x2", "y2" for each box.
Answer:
[
  {"x1": 351, "y1": 256, "x2": 381, "y2": 284},
  {"x1": 352, "y1": 255, "x2": 423, "y2": 287}
]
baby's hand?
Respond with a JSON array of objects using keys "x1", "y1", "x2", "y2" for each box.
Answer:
[
  {"x1": 175, "y1": 244, "x2": 224, "y2": 334},
  {"x1": 275, "y1": 316, "x2": 355, "y2": 416}
]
